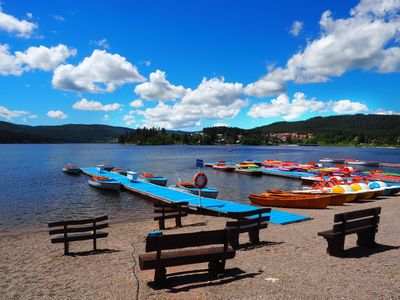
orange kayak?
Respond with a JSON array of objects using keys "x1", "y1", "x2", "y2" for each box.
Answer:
[
  {"x1": 249, "y1": 193, "x2": 330, "y2": 209},
  {"x1": 264, "y1": 190, "x2": 353, "y2": 206}
]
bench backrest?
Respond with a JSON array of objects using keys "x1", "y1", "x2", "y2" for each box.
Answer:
[
  {"x1": 48, "y1": 215, "x2": 108, "y2": 236},
  {"x1": 154, "y1": 201, "x2": 188, "y2": 216},
  {"x1": 332, "y1": 207, "x2": 381, "y2": 235},
  {"x1": 145, "y1": 229, "x2": 230, "y2": 252},
  {"x1": 225, "y1": 208, "x2": 271, "y2": 231}
]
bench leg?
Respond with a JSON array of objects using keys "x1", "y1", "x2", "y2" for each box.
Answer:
[
  {"x1": 208, "y1": 260, "x2": 225, "y2": 277},
  {"x1": 229, "y1": 231, "x2": 239, "y2": 249},
  {"x1": 64, "y1": 241, "x2": 69, "y2": 255},
  {"x1": 175, "y1": 216, "x2": 182, "y2": 227},
  {"x1": 154, "y1": 267, "x2": 166, "y2": 285},
  {"x1": 249, "y1": 229, "x2": 260, "y2": 244},
  {"x1": 93, "y1": 237, "x2": 97, "y2": 251},
  {"x1": 357, "y1": 230, "x2": 376, "y2": 247},
  {"x1": 325, "y1": 237, "x2": 345, "y2": 257},
  {"x1": 159, "y1": 219, "x2": 165, "y2": 230}
]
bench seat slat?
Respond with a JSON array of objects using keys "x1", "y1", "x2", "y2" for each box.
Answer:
[
  {"x1": 334, "y1": 208, "x2": 380, "y2": 222},
  {"x1": 154, "y1": 213, "x2": 188, "y2": 221},
  {"x1": 226, "y1": 208, "x2": 271, "y2": 219},
  {"x1": 318, "y1": 225, "x2": 377, "y2": 238},
  {"x1": 51, "y1": 232, "x2": 108, "y2": 243},
  {"x1": 226, "y1": 216, "x2": 270, "y2": 228},
  {"x1": 226, "y1": 222, "x2": 269, "y2": 232},
  {"x1": 146, "y1": 229, "x2": 227, "y2": 252},
  {"x1": 48, "y1": 215, "x2": 108, "y2": 227},
  {"x1": 139, "y1": 246, "x2": 235, "y2": 270},
  {"x1": 332, "y1": 217, "x2": 379, "y2": 233},
  {"x1": 49, "y1": 223, "x2": 108, "y2": 235},
  {"x1": 154, "y1": 202, "x2": 188, "y2": 208}
]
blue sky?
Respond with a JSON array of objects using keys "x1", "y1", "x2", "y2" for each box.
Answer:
[{"x1": 0, "y1": 0, "x2": 399, "y2": 129}]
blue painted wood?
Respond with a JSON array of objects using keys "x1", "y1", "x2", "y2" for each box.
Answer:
[{"x1": 81, "y1": 168, "x2": 311, "y2": 225}]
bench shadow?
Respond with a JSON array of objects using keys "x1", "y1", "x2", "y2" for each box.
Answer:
[
  {"x1": 68, "y1": 248, "x2": 121, "y2": 257},
  {"x1": 160, "y1": 222, "x2": 208, "y2": 231},
  {"x1": 148, "y1": 267, "x2": 261, "y2": 292},
  {"x1": 342, "y1": 243, "x2": 400, "y2": 258},
  {"x1": 237, "y1": 240, "x2": 285, "y2": 251}
]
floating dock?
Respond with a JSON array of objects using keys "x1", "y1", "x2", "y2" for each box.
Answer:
[
  {"x1": 81, "y1": 167, "x2": 311, "y2": 225},
  {"x1": 260, "y1": 167, "x2": 315, "y2": 179}
]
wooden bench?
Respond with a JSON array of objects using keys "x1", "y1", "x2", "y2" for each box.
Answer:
[
  {"x1": 154, "y1": 201, "x2": 188, "y2": 230},
  {"x1": 48, "y1": 215, "x2": 108, "y2": 255},
  {"x1": 318, "y1": 207, "x2": 381, "y2": 256},
  {"x1": 139, "y1": 229, "x2": 236, "y2": 285},
  {"x1": 226, "y1": 208, "x2": 271, "y2": 249}
]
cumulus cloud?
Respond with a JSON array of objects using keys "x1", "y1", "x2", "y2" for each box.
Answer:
[
  {"x1": 52, "y1": 50, "x2": 145, "y2": 93},
  {"x1": 247, "y1": 92, "x2": 326, "y2": 120},
  {"x1": 72, "y1": 98, "x2": 121, "y2": 111},
  {"x1": 138, "y1": 77, "x2": 248, "y2": 129},
  {"x1": 129, "y1": 99, "x2": 144, "y2": 108},
  {"x1": 103, "y1": 114, "x2": 110, "y2": 121},
  {"x1": 89, "y1": 38, "x2": 110, "y2": 49},
  {"x1": 375, "y1": 109, "x2": 400, "y2": 115},
  {"x1": 0, "y1": 44, "x2": 76, "y2": 76},
  {"x1": 245, "y1": 0, "x2": 400, "y2": 97},
  {"x1": 0, "y1": 105, "x2": 32, "y2": 120},
  {"x1": 0, "y1": 5, "x2": 37, "y2": 37},
  {"x1": 290, "y1": 21, "x2": 303, "y2": 36},
  {"x1": 134, "y1": 70, "x2": 187, "y2": 101},
  {"x1": 329, "y1": 99, "x2": 368, "y2": 113},
  {"x1": 123, "y1": 115, "x2": 135, "y2": 126},
  {"x1": 47, "y1": 110, "x2": 68, "y2": 119}
]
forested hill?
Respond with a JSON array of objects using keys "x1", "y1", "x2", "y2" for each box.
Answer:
[
  {"x1": 201, "y1": 114, "x2": 400, "y2": 146},
  {"x1": 0, "y1": 121, "x2": 131, "y2": 143}
]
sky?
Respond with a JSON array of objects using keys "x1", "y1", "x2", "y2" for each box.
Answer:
[{"x1": 0, "y1": 0, "x2": 399, "y2": 130}]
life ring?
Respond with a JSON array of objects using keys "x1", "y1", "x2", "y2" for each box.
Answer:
[{"x1": 193, "y1": 172, "x2": 208, "y2": 189}]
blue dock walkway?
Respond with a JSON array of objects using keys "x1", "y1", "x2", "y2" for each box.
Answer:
[{"x1": 81, "y1": 168, "x2": 311, "y2": 225}]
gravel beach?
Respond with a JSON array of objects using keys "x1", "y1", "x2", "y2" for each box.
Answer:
[{"x1": 1, "y1": 196, "x2": 400, "y2": 299}]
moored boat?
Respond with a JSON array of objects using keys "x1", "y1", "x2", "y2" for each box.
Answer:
[
  {"x1": 62, "y1": 164, "x2": 81, "y2": 174},
  {"x1": 346, "y1": 160, "x2": 380, "y2": 166},
  {"x1": 212, "y1": 163, "x2": 236, "y2": 172},
  {"x1": 111, "y1": 168, "x2": 128, "y2": 176},
  {"x1": 139, "y1": 173, "x2": 168, "y2": 186},
  {"x1": 319, "y1": 158, "x2": 346, "y2": 164},
  {"x1": 97, "y1": 164, "x2": 113, "y2": 171},
  {"x1": 169, "y1": 182, "x2": 219, "y2": 198},
  {"x1": 248, "y1": 193, "x2": 330, "y2": 209},
  {"x1": 88, "y1": 175, "x2": 121, "y2": 191},
  {"x1": 235, "y1": 163, "x2": 262, "y2": 176},
  {"x1": 268, "y1": 190, "x2": 352, "y2": 206}
]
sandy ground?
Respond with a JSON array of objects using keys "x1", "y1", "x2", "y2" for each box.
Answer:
[{"x1": 1, "y1": 196, "x2": 400, "y2": 300}]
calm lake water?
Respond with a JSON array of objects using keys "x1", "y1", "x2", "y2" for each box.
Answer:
[{"x1": 1, "y1": 144, "x2": 399, "y2": 232}]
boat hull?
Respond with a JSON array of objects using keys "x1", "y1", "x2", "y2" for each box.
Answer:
[
  {"x1": 88, "y1": 180, "x2": 121, "y2": 191},
  {"x1": 169, "y1": 185, "x2": 219, "y2": 199},
  {"x1": 62, "y1": 168, "x2": 81, "y2": 174},
  {"x1": 249, "y1": 194, "x2": 330, "y2": 209},
  {"x1": 144, "y1": 177, "x2": 168, "y2": 186}
]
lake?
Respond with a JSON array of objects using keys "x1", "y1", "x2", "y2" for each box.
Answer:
[{"x1": 1, "y1": 144, "x2": 399, "y2": 232}]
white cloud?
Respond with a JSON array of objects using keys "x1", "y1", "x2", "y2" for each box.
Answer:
[
  {"x1": 52, "y1": 50, "x2": 145, "y2": 93},
  {"x1": 0, "y1": 105, "x2": 31, "y2": 120},
  {"x1": 329, "y1": 99, "x2": 368, "y2": 113},
  {"x1": 26, "y1": 13, "x2": 33, "y2": 19},
  {"x1": 72, "y1": 98, "x2": 122, "y2": 111},
  {"x1": 290, "y1": 21, "x2": 303, "y2": 36},
  {"x1": 0, "y1": 44, "x2": 76, "y2": 75},
  {"x1": 213, "y1": 122, "x2": 229, "y2": 127},
  {"x1": 129, "y1": 99, "x2": 144, "y2": 108},
  {"x1": 139, "y1": 77, "x2": 248, "y2": 129},
  {"x1": 375, "y1": 109, "x2": 400, "y2": 115},
  {"x1": 245, "y1": 0, "x2": 400, "y2": 97},
  {"x1": 47, "y1": 110, "x2": 68, "y2": 119},
  {"x1": 0, "y1": 5, "x2": 37, "y2": 38},
  {"x1": 90, "y1": 38, "x2": 110, "y2": 49},
  {"x1": 123, "y1": 115, "x2": 135, "y2": 126},
  {"x1": 140, "y1": 60, "x2": 151, "y2": 67},
  {"x1": 247, "y1": 92, "x2": 326, "y2": 120},
  {"x1": 103, "y1": 114, "x2": 110, "y2": 121},
  {"x1": 52, "y1": 15, "x2": 64, "y2": 22},
  {"x1": 134, "y1": 70, "x2": 187, "y2": 101}
]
